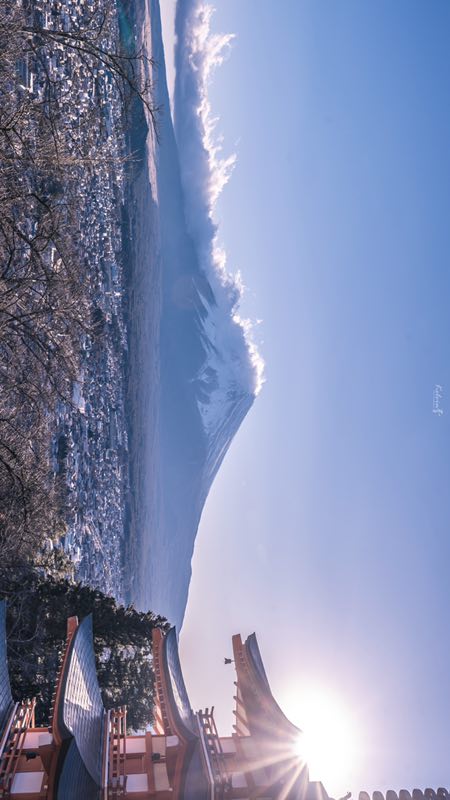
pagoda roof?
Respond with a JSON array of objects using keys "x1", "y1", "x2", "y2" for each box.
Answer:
[
  {"x1": 54, "y1": 615, "x2": 105, "y2": 794},
  {"x1": 153, "y1": 626, "x2": 197, "y2": 742},
  {"x1": 152, "y1": 627, "x2": 207, "y2": 798},
  {"x1": 233, "y1": 632, "x2": 302, "y2": 742},
  {"x1": 182, "y1": 740, "x2": 211, "y2": 800},
  {"x1": 56, "y1": 739, "x2": 101, "y2": 800},
  {"x1": 232, "y1": 632, "x2": 309, "y2": 800}
]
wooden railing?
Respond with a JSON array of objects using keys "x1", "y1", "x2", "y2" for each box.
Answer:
[
  {"x1": 108, "y1": 707, "x2": 127, "y2": 799},
  {"x1": 198, "y1": 708, "x2": 232, "y2": 799},
  {"x1": 0, "y1": 699, "x2": 36, "y2": 798}
]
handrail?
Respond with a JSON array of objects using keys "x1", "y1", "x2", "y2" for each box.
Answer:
[
  {"x1": 0, "y1": 699, "x2": 36, "y2": 798},
  {"x1": 0, "y1": 705, "x2": 18, "y2": 761},
  {"x1": 107, "y1": 707, "x2": 127, "y2": 799},
  {"x1": 197, "y1": 709, "x2": 232, "y2": 799},
  {"x1": 196, "y1": 713, "x2": 215, "y2": 800},
  {"x1": 102, "y1": 709, "x2": 111, "y2": 799}
]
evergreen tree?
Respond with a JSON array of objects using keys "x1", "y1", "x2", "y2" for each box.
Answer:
[{"x1": 1, "y1": 568, "x2": 169, "y2": 730}]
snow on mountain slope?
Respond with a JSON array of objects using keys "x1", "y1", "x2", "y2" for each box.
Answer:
[
  {"x1": 125, "y1": 0, "x2": 262, "y2": 629},
  {"x1": 173, "y1": 0, "x2": 263, "y2": 478}
]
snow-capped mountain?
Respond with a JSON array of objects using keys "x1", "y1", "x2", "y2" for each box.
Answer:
[{"x1": 124, "y1": 0, "x2": 261, "y2": 629}]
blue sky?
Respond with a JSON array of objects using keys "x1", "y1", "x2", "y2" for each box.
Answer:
[{"x1": 161, "y1": 2, "x2": 450, "y2": 794}]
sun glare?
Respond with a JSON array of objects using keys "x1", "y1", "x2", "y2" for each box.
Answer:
[{"x1": 288, "y1": 688, "x2": 360, "y2": 796}]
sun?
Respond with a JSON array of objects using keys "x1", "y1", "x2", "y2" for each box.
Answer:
[{"x1": 288, "y1": 687, "x2": 360, "y2": 796}]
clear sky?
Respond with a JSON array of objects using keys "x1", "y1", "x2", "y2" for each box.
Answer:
[{"x1": 161, "y1": 2, "x2": 450, "y2": 795}]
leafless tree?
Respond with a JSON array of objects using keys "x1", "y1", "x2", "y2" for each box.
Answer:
[{"x1": 0, "y1": 0, "x2": 159, "y2": 564}]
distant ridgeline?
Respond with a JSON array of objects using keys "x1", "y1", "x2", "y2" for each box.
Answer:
[{"x1": 122, "y1": 0, "x2": 262, "y2": 628}]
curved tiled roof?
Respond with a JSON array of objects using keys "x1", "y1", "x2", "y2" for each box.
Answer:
[
  {"x1": 0, "y1": 602, "x2": 13, "y2": 737},
  {"x1": 233, "y1": 632, "x2": 309, "y2": 800},
  {"x1": 246, "y1": 632, "x2": 271, "y2": 691},
  {"x1": 244, "y1": 633, "x2": 301, "y2": 741},
  {"x1": 183, "y1": 741, "x2": 210, "y2": 800},
  {"x1": 164, "y1": 627, "x2": 197, "y2": 739},
  {"x1": 56, "y1": 739, "x2": 101, "y2": 800},
  {"x1": 57, "y1": 615, "x2": 105, "y2": 787}
]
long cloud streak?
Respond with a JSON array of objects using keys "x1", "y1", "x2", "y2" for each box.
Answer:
[{"x1": 174, "y1": 0, "x2": 264, "y2": 396}]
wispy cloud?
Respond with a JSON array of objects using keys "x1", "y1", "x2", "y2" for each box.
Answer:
[{"x1": 174, "y1": 0, "x2": 264, "y2": 395}]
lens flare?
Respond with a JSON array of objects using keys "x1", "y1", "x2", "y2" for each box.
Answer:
[{"x1": 285, "y1": 687, "x2": 360, "y2": 795}]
